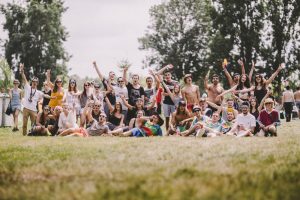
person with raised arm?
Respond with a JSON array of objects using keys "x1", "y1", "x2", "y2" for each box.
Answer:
[
  {"x1": 222, "y1": 58, "x2": 245, "y2": 87},
  {"x1": 122, "y1": 66, "x2": 145, "y2": 121},
  {"x1": 232, "y1": 64, "x2": 283, "y2": 103},
  {"x1": 181, "y1": 74, "x2": 201, "y2": 112},
  {"x1": 19, "y1": 63, "x2": 50, "y2": 136},
  {"x1": 294, "y1": 86, "x2": 300, "y2": 119},
  {"x1": 204, "y1": 71, "x2": 224, "y2": 110},
  {"x1": 8, "y1": 79, "x2": 22, "y2": 132},
  {"x1": 144, "y1": 69, "x2": 161, "y2": 115},
  {"x1": 46, "y1": 69, "x2": 64, "y2": 110},
  {"x1": 93, "y1": 61, "x2": 116, "y2": 115},
  {"x1": 157, "y1": 64, "x2": 178, "y2": 130}
]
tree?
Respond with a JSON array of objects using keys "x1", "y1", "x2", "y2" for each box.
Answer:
[
  {"x1": 0, "y1": 58, "x2": 13, "y2": 91},
  {"x1": 1, "y1": 0, "x2": 70, "y2": 87},
  {"x1": 139, "y1": 0, "x2": 212, "y2": 83}
]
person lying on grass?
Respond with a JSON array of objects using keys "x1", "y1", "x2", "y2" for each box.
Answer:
[{"x1": 115, "y1": 112, "x2": 164, "y2": 137}]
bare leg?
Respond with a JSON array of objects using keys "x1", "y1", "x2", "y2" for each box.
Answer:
[{"x1": 120, "y1": 130, "x2": 133, "y2": 137}]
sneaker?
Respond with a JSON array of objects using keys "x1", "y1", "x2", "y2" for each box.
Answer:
[{"x1": 12, "y1": 127, "x2": 17, "y2": 132}]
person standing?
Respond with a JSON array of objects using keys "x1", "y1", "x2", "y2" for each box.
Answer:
[
  {"x1": 181, "y1": 74, "x2": 201, "y2": 112},
  {"x1": 19, "y1": 63, "x2": 48, "y2": 136},
  {"x1": 8, "y1": 79, "x2": 22, "y2": 132},
  {"x1": 204, "y1": 73, "x2": 224, "y2": 108},
  {"x1": 282, "y1": 86, "x2": 295, "y2": 122},
  {"x1": 294, "y1": 87, "x2": 300, "y2": 119}
]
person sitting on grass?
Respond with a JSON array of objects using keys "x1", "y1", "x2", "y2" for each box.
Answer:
[
  {"x1": 167, "y1": 101, "x2": 193, "y2": 136},
  {"x1": 81, "y1": 99, "x2": 101, "y2": 128},
  {"x1": 105, "y1": 97, "x2": 125, "y2": 131},
  {"x1": 57, "y1": 103, "x2": 78, "y2": 135},
  {"x1": 128, "y1": 110, "x2": 145, "y2": 129},
  {"x1": 206, "y1": 98, "x2": 238, "y2": 121},
  {"x1": 203, "y1": 112, "x2": 223, "y2": 137},
  {"x1": 47, "y1": 106, "x2": 63, "y2": 136},
  {"x1": 117, "y1": 112, "x2": 164, "y2": 137},
  {"x1": 227, "y1": 102, "x2": 256, "y2": 137},
  {"x1": 257, "y1": 98, "x2": 280, "y2": 137},
  {"x1": 221, "y1": 111, "x2": 236, "y2": 134},
  {"x1": 29, "y1": 105, "x2": 51, "y2": 136},
  {"x1": 180, "y1": 105, "x2": 210, "y2": 137}
]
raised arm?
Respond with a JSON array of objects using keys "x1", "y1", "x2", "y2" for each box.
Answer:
[
  {"x1": 223, "y1": 68, "x2": 234, "y2": 87},
  {"x1": 249, "y1": 60, "x2": 255, "y2": 82},
  {"x1": 149, "y1": 69, "x2": 161, "y2": 89},
  {"x1": 19, "y1": 63, "x2": 28, "y2": 85},
  {"x1": 93, "y1": 61, "x2": 104, "y2": 81},
  {"x1": 258, "y1": 90, "x2": 271, "y2": 112},
  {"x1": 204, "y1": 70, "x2": 210, "y2": 90},
  {"x1": 158, "y1": 75, "x2": 175, "y2": 102},
  {"x1": 120, "y1": 95, "x2": 134, "y2": 110},
  {"x1": 206, "y1": 101, "x2": 222, "y2": 113},
  {"x1": 265, "y1": 64, "x2": 283, "y2": 85},
  {"x1": 46, "y1": 69, "x2": 54, "y2": 89},
  {"x1": 156, "y1": 64, "x2": 174, "y2": 75},
  {"x1": 123, "y1": 66, "x2": 129, "y2": 85},
  {"x1": 238, "y1": 59, "x2": 246, "y2": 75},
  {"x1": 104, "y1": 96, "x2": 114, "y2": 113},
  {"x1": 218, "y1": 85, "x2": 238, "y2": 98}
]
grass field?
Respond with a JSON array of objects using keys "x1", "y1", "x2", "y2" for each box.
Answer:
[{"x1": 0, "y1": 120, "x2": 300, "y2": 200}]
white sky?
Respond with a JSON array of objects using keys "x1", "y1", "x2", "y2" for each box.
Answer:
[{"x1": 0, "y1": 0, "x2": 162, "y2": 78}]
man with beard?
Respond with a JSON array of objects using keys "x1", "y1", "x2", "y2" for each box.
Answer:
[
  {"x1": 204, "y1": 73, "x2": 224, "y2": 109},
  {"x1": 227, "y1": 102, "x2": 256, "y2": 137},
  {"x1": 181, "y1": 74, "x2": 201, "y2": 112},
  {"x1": 167, "y1": 101, "x2": 193, "y2": 135}
]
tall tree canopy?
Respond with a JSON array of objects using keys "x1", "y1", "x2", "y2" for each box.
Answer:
[
  {"x1": 1, "y1": 0, "x2": 69, "y2": 86},
  {"x1": 139, "y1": 0, "x2": 212, "y2": 82}
]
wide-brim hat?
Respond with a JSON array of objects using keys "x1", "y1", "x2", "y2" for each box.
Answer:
[
  {"x1": 183, "y1": 74, "x2": 192, "y2": 82},
  {"x1": 264, "y1": 98, "x2": 274, "y2": 104}
]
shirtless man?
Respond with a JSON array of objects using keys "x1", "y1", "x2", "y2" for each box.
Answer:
[
  {"x1": 294, "y1": 87, "x2": 300, "y2": 119},
  {"x1": 168, "y1": 101, "x2": 193, "y2": 135},
  {"x1": 204, "y1": 72, "x2": 224, "y2": 109},
  {"x1": 181, "y1": 74, "x2": 201, "y2": 112}
]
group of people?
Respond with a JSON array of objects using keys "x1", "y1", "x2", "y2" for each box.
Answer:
[{"x1": 6, "y1": 60, "x2": 300, "y2": 137}]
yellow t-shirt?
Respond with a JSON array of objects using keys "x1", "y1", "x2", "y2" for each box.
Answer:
[{"x1": 48, "y1": 90, "x2": 64, "y2": 108}]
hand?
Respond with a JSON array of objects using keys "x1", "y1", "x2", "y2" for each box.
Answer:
[
  {"x1": 46, "y1": 69, "x2": 51, "y2": 77},
  {"x1": 279, "y1": 63, "x2": 285, "y2": 70},
  {"x1": 157, "y1": 75, "x2": 163, "y2": 82},
  {"x1": 179, "y1": 121, "x2": 184, "y2": 126},
  {"x1": 123, "y1": 66, "x2": 129, "y2": 72},
  {"x1": 251, "y1": 60, "x2": 255, "y2": 67},
  {"x1": 19, "y1": 63, "x2": 24, "y2": 72},
  {"x1": 167, "y1": 64, "x2": 174, "y2": 69},
  {"x1": 238, "y1": 59, "x2": 244, "y2": 66},
  {"x1": 149, "y1": 69, "x2": 155, "y2": 76},
  {"x1": 92, "y1": 61, "x2": 97, "y2": 67}
]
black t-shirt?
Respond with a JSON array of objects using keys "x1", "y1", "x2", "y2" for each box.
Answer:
[
  {"x1": 163, "y1": 80, "x2": 178, "y2": 105},
  {"x1": 102, "y1": 78, "x2": 116, "y2": 105},
  {"x1": 126, "y1": 82, "x2": 145, "y2": 106}
]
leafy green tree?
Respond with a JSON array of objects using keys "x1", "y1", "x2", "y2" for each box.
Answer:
[
  {"x1": 0, "y1": 58, "x2": 13, "y2": 91},
  {"x1": 1, "y1": 0, "x2": 69, "y2": 87},
  {"x1": 139, "y1": 0, "x2": 212, "y2": 82}
]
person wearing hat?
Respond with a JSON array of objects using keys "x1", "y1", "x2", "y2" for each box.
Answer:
[
  {"x1": 181, "y1": 105, "x2": 210, "y2": 137},
  {"x1": 181, "y1": 74, "x2": 201, "y2": 112},
  {"x1": 257, "y1": 98, "x2": 280, "y2": 137},
  {"x1": 167, "y1": 101, "x2": 193, "y2": 135},
  {"x1": 19, "y1": 63, "x2": 51, "y2": 136},
  {"x1": 227, "y1": 102, "x2": 256, "y2": 137},
  {"x1": 8, "y1": 79, "x2": 22, "y2": 131},
  {"x1": 118, "y1": 112, "x2": 164, "y2": 137}
]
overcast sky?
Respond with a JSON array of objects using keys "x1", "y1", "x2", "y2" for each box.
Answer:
[{"x1": 0, "y1": 0, "x2": 162, "y2": 78}]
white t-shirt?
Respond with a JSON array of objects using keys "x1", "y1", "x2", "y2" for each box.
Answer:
[
  {"x1": 58, "y1": 111, "x2": 78, "y2": 130},
  {"x1": 113, "y1": 85, "x2": 128, "y2": 111},
  {"x1": 23, "y1": 83, "x2": 44, "y2": 112},
  {"x1": 236, "y1": 113, "x2": 256, "y2": 130}
]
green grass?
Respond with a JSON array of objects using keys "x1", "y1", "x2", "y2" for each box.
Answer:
[{"x1": 0, "y1": 120, "x2": 300, "y2": 200}]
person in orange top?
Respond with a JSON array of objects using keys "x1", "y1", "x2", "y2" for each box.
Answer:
[{"x1": 46, "y1": 69, "x2": 64, "y2": 109}]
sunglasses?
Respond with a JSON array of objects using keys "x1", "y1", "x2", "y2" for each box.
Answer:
[
  {"x1": 56, "y1": 80, "x2": 62, "y2": 83},
  {"x1": 93, "y1": 105, "x2": 100, "y2": 108},
  {"x1": 94, "y1": 87, "x2": 100, "y2": 89},
  {"x1": 70, "y1": 81, "x2": 76, "y2": 84},
  {"x1": 193, "y1": 110, "x2": 201, "y2": 113},
  {"x1": 44, "y1": 109, "x2": 49, "y2": 111},
  {"x1": 100, "y1": 115, "x2": 106, "y2": 118},
  {"x1": 118, "y1": 80, "x2": 124, "y2": 83},
  {"x1": 85, "y1": 84, "x2": 90, "y2": 87}
]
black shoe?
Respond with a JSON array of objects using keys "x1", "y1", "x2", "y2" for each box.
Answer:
[{"x1": 12, "y1": 128, "x2": 17, "y2": 132}]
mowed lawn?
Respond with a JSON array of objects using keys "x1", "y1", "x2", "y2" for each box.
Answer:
[{"x1": 0, "y1": 121, "x2": 300, "y2": 200}]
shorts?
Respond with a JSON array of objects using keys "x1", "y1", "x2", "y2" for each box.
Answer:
[
  {"x1": 163, "y1": 103, "x2": 176, "y2": 117},
  {"x1": 296, "y1": 101, "x2": 300, "y2": 110}
]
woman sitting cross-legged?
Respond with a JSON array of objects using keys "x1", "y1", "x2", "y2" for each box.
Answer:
[
  {"x1": 57, "y1": 103, "x2": 78, "y2": 135},
  {"x1": 116, "y1": 112, "x2": 164, "y2": 137},
  {"x1": 47, "y1": 106, "x2": 63, "y2": 136}
]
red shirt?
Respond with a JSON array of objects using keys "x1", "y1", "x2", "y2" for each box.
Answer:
[
  {"x1": 156, "y1": 87, "x2": 163, "y2": 103},
  {"x1": 259, "y1": 109, "x2": 279, "y2": 126}
]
